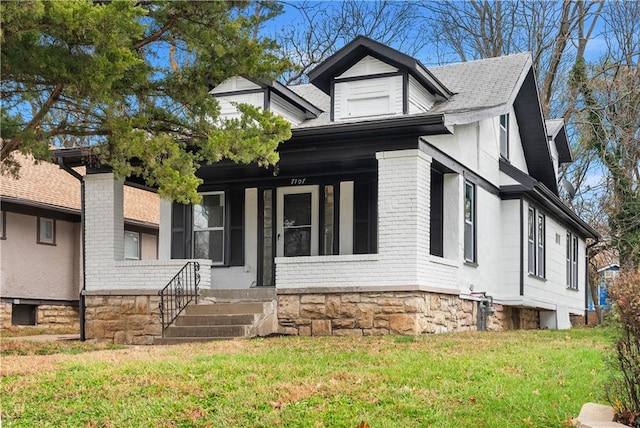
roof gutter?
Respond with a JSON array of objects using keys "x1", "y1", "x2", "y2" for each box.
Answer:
[{"x1": 56, "y1": 157, "x2": 87, "y2": 342}]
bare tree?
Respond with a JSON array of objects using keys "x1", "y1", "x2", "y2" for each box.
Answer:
[
  {"x1": 275, "y1": 1, "x2": 427, "y2": 84},
  {"x1": 571, "y1": 1, "x2": 640, "y2": 270}
]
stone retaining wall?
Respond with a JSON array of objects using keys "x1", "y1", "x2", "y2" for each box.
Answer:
[{"x1": 85, "y1": 294, "x2": 161, "y2": 345}]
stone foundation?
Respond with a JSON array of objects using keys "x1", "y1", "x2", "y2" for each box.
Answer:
[
  {"x1": 277, "y1": 291, "x2": 479, "y2": 336},
  {"x1": 488, "y1": 305, "x2": 539, "y2": 331},
  {"x1": 277, "y1": 291, "x2": 546, "y2": 336},
  {"x1": 85, "y1": 293, "x2": 162, "y2": 345},
  {"x1": 36, "y1": 305, "x2": 80, "y2": 329},
  {"x1": 0, "y1": 301, "x2": 80, "y2": 329},
  {"x1": 0, "y1": 301, "x2": 12, "y2": 329}
]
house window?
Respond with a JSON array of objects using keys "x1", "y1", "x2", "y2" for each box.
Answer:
[
  {"x1": 464, "y1": 180, "x2": 476, "y2": 263},
  {"x1": 124, "y1": 231, "x2": 140, "y2": 260},
  {"x1": 193, "y1": 192, "x2": 225, "y2": 264},
  {"x1": 567, "y1": 232, "x2": 579, "y2": 290},
  {"x1": 527, "y1": 207, "x2": 545, "y2": 277},
  {"x1": 430, "y1": 168, "x2": 444, "y2": 257},
  {"x1": 500, "y1": 114, "x2": 509, "y2": 159},
  {"x1": 1, "y1": 211, "x2": 5, "y2": 240},
  {"x1": 37, "y1": 217, "x2": 56, "y2": 245}
]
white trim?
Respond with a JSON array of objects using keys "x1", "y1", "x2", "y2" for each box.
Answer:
[
  {"x1": 339, "y1": 181, "x2": 354, "y2": 255},
  {"x1": 276, "y1": 185, "x2": 319, "y2": 257}
]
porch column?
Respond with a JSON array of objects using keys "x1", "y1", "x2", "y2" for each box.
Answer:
[
  {"x1": 83, "y1": 172, "x2": 124, "y2": 291},
  {"x1": 376, "y1": 149, "x2": 432, "y2": 284}
]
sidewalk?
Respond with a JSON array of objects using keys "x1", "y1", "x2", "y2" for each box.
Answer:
[{"x1": 3, "y1": 334, "x2": 80, "y2": 342}]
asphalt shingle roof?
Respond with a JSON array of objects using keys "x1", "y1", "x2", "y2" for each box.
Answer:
[
  {"x1": 1, "y1": 152, "x2": 159, "y2": 226},
  {"x1": 287, "y1": 53, "x2": 532, "y2": 130}
]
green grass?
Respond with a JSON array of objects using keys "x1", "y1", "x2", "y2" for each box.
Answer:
[{"x1": 1, "y1": 328, "x2": 613, "y2": 427}]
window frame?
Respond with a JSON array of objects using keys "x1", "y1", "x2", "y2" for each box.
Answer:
[
  {"x1": 566, "y1": 232, "x2": 579, "y2": 290},
  {"x1": 124, "y1": 230, "x2": 141, "y2": 260},
  {"x1": 464, "y1": 180, "x2": 476, "y2": 264},
  {"x1": 0, "y1": 210, "x2": 6, "y2": 240},
  {"x1": 192, "y1": 191, "x2": 226, "y2": 265},
  {"x1": 527, "y1": 206, "x2": 546, "y2": 278},
  {"x1": 500, "y1": 114, "x2": 509, "y2": 159},
  {"x1": 37, "y1": 217, "x2": 56, "y2": 245}
]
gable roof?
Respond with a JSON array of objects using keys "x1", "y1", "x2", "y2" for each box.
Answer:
[
  {"x1": 1, "y1": 152, "x2": 159, "y2": 227},
  {"x1": 308, "y1": 35, "x2": 452, "y2": 99},
  {"x1": 211, "y1": 76, "x2": 323, "y2": 119},
  {"x1": 546, "y1": 119, "x2": 572, "y2": 163}
]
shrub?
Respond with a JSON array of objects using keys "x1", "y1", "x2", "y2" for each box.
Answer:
[{"x1": 606, "y1": 272, "x2": 640, "y2": 427}]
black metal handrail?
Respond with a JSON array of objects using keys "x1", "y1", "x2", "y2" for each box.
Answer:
[{"x1": 158, "y1": 261, "x2": 200, "y2": 336}]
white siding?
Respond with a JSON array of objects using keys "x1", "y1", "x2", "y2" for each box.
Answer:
[
  {"x1": 499, "y1": 199, "x2": 523, "y2": 298},
  {"x1": 338, "y1": 55, "x2": 398, "y2": 78},
  {"x1": 523, "y1": 203, "x2": 585, "y2": 315},
  {"x1": 408, "y1": 76, "x2": 436, "y2": 113},
  {"x1": 217, "y1": 92, "x2": 264, "y2": 120},
  {"x1": 270, "y1": 93, "x2": 306, "y2": 125},
  {"x1": 334, "y1": 75, "x2": 403, "y2": 120},
  {"x1": 210, "y1": 76, "x2": 261, "y2": 94}
]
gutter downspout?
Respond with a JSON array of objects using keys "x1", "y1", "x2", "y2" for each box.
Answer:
[
  {"x1": 585, "y1": 237, "x2": 600, "y2": 326},
  {"x1": 57, "y1": 158, "x2": 86, "y2": 341}
]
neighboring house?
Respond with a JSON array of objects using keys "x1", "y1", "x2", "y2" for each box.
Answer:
[
  {"x1": 0, "y1": 152, "x2": 159, "y2": 328},
  {"x1": 54, "y1": 36, "x2": 598, "y2": 344}
]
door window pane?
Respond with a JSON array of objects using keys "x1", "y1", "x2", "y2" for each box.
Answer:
[
  {"x1": 284, "y1": 228, "x2": 311, "y2": 257},
  {"x1": 283, "y1": 193, "x2": 312, "y2": 257},
  {"x1": 284, "y1": 193, "x2": 311, "y2": 226}
]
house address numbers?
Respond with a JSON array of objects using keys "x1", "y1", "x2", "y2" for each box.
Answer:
[{"x1": 290, "y1": 178, "x2": 307, "y2": 185}]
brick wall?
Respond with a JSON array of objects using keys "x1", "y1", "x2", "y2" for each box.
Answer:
[
  {"x1": 276, "y1": 149, "x2": 460, "y2": 293},
  {"x1": 83, "y1": 173, "x2": 211, "y2": 292}
]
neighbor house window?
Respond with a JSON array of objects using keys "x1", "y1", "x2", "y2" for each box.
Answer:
[
  {"x1": 500, "y1": 114, "x2": 509, "y2": 159},
  {"x1": 1, "y1": 211, "x2": 5, "y2": 240},
  {"x1": 37, "y1": 217, "x2": 55, "y2": 245},
  {"x1": 464, "y1": 180, "x2": 476, "y2": 263},
  {"x1": 193, "y1": 192, "x2": 225, "y2": 264},
  {"x1": 566, "y1": 232, "x2": 579, "y2": 290},
  {"x1": 527, "y1": 207, "x2": 545, "y2": 278},
  {"x1": 124, "y1": 231, "x2": 140, "y2": 260}
]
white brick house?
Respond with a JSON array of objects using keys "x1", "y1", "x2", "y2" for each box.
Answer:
[{"x1": 58, "y1": 36, "x2": 597, "y2": 343}]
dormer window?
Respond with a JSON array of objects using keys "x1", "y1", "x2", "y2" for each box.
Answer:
[
  {"x1": 210, "y1": 76, "x2": 321, "y2": 126},
  {"x1": 500, "y1": 114, "x2": 509, "y2": 159}
]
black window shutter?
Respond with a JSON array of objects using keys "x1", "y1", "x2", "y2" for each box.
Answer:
[
  {"x1": 171, "y1": 202, "x2": 192, "y2": 259},
  {"x1": 229, "y1": 190, "x2": 245, "y2": 266},
  {"x1": 430, "y1": 169, "x2": 444, "y2": 257},
  {"x1": 354, "y1": 181, "x2": 377, "y2": 254}
]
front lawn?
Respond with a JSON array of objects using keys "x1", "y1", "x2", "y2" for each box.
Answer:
[{"x1": 1, "y1": 328, "x2": 612, "y2": 427}]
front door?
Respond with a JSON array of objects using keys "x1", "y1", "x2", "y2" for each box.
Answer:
[{"x1": 277, "y1": 186, "x2": 319, "y2": 257}]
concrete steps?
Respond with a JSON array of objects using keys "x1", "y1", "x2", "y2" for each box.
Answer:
[{"x1": 154, "y1": 288, "x2": 277, "y2": 345}]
